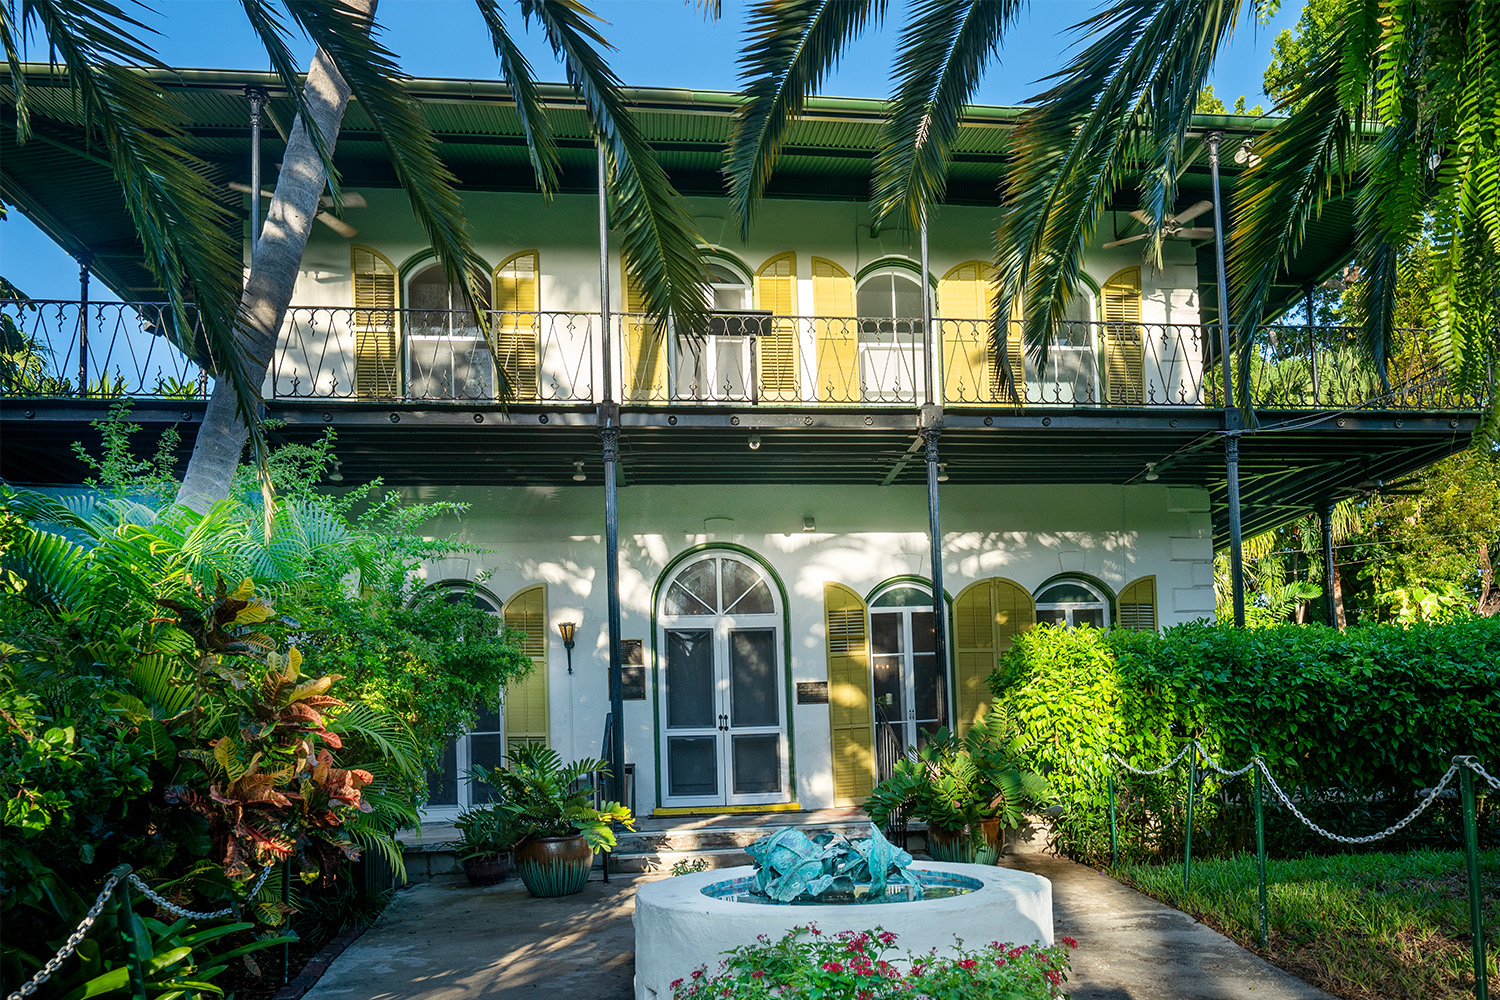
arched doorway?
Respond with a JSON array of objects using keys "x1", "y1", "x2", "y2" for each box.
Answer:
[
  {"x1": 857, "y1": 264, "x2": 926, "y2": 401},
  {"x1": 405, "y1": 258, "x2": 493, "y2": 399},
  {"x1": 657, "y1": 550, "x2": 789, "y2": 807},
  {"x1": 868, "y1": 582, "x2": 946, "y2": 781}
]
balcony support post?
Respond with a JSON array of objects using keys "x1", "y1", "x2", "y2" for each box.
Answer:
[
  {"x1": 246, "y1": 87, "x2": 268, "y2": 260},
  {"x1": 77, "y1": 255, "x2": 90, "y2": 396},
  {"x1": 920, "y1": 213, "x2": 936, "y2": 406},
  {"x1": 1305, "y1": 284, "x2": 1320, "y2": 405},
  {"x1": 597, "y1": 142, "x2": 612, "y2": 406},
  {"x1": 1321, "y1": 500, "x2": 1338, "y2": 628},
  {"x1": 921, "y1": 423, "x2": 948, "y2": 686},
  {"x1": 1208, "y1": 132, "x2": 1246, "y2": 627},
  {"x1": 601, "y1": 420, "x2": 626, "y2": 804}
]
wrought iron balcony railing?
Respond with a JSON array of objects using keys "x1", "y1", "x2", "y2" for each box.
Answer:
[{"x1": 1, "y1": 299, "x2": 1484, "y2": 414}]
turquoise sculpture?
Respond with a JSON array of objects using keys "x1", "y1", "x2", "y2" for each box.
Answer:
[{"x1": 744, "y1": 824, "x2": 924, "y2": 903}]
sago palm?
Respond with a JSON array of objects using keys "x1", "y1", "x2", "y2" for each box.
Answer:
[{"x1": 2, "y1": 0, "x2": 709, "y2": 510}]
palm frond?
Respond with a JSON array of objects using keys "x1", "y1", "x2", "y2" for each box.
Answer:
[
  {"x1": 331, "y1": 703, "x2": 420, "y2": 778},
  {"x1": 520, "y1": 0, "x2": 708, "y2": 332},
  {"x1": 475, "y1": 0, "x2": 560, "y2": 195},
  {"x1": 727, "y1": 0, "x2": 886, "y2": 238},
  {"x1": 872, "y1": 0, "x2": 1019, "y2": 231}
]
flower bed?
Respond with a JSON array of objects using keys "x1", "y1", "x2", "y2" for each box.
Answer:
[{"x1": 668, "y1": 926, "x2": 1075, "y2": 999}]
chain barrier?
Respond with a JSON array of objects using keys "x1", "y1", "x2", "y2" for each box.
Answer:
[
  {"x1": 1460, "y1": 755, "x2": 1500, "y2": 792},
  {"x1": 5, "y1": 874, "x2": 121, "y2": 1000},
  {"x1": 1111, "y1": 743, "x2": 1193, "y2": 775},
  {"x1": 1192, "y1": 741, "x2": 1255, "y2": 778},
  {"x1": 4, "y1": 867, "x2": 274, "y2": 1000},
  {"x1": 1254, "y1": 757, "x2": 1464, "y2": 845}
]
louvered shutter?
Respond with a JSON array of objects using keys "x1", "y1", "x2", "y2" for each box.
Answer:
[
  {"x1": 352, "y1": 246, "x2": 399, "y2": 397},
  {"x1": 1102, "y1": 267, "x2": 1144, "y2": 404},
  {"x1": 825, "y1": 582, "x2": 875, "y2": 806},
  {"x1": 812, "y1": 258, "x2": 857, "y2": 403},
  {"x1": 1118, "y1": 575, "x2": 1158, "y2": 631},
  {"x1": 952, "y1": 578, "x2": 1035, "y2": 735},
  {"x1": 493, "y1": 252, "x2": 539, "y2": 402},
  {"x1": 622, "y1": 261, "x2": 667, "y2": 401},
  {"x1": 755, "y1": 253, "x2": 799, "y2": 401},
  {"x1": 502, "y1": 584, "x2": 549, "y2": 752}
]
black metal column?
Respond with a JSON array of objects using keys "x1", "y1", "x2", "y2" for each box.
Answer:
[
  {"x1": 246, "y1": 87, "x2": 268, "y2": 260},
  {"x1": 1208, "y1": 132, "x2": 1246, "y2": 627},
  {"x1": 602, "y1": 422, "x2": 625, "y2": 802},
  {"x1": 922, "y1": 426, "x2": 948, "y2": 681},
  {"x1": 1321, "y1": 501, "x2": 1338, "y2": 628},
  {"x1": 77, "y1": 256, "x2": 90, "y2": 395}
]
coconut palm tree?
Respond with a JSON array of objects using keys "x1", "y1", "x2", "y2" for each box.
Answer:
[
  {"x1": 2, "y1": 0, "x2": 709, "y2": 511},
  {"x1": 725, "y1": 0, "x2": 1499, "y2": 435}
]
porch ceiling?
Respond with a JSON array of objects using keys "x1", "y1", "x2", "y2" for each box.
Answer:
[
  {"x1": 2, "y1": 400, "x2": 1475, "y2": 549},
  {"x1": 2, "y1": 66, "x2": 1351, "y2": 320}
]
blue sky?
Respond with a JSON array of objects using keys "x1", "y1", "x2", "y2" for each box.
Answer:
[{"x1": 1, "y1": 0, "x2": 1300, "y2": 300}]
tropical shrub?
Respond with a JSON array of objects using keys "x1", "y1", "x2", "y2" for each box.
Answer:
[
  {"x1": 471, "y1": 743, "x2": 634, "y2": 852},
  {"x1": 668, "y1": 926, "x2": 1074, "y2": 1000},
  {"x1": 991, "y1": 620, "x2": 1500, "y2": 864}
]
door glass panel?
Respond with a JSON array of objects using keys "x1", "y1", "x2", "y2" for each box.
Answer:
[
  {"x1": 1036, "y1": 608, "x2": 1067, "y2": 625},
  {"x1": 872, "y1": 654, "x2": 904, "y2": 723},
  {"x1": 910, "y1": 611, "x2": 935, "y2": 653},
  {"x1": 714, "y1": 335, "x2": 749, "y2": 399},
  {"x1": 474, "y1": 699, "x2": 501, "y2": 734},
  {"x1": 426, "y1": 740, "x2": 458, "y2": 806},
  {"x1": 912, "y1": 651, "x2": 944, "y2": 731},
  {"x1": 1075, "y1": 608, "x2": 1106, "y2": 628},
  {"x1": 723, "y1": 560, "x2": 774, "y2": 614},
  {"x1": 666, "y1": 629, "x2": 714, "y2": 728},
  {"x1": 668, "y1": 736, "x2": 719, "y2": 797},
  {"x1": 666, "y1": 559, "x2": 719, "y2": 615},
  {"x1": 468, "y1": 733, "x2": 503, "y2": 803},
  {"x1": 870, "y1": 612, "x2": 902, "y2": 655},
  {"x1": 729, "y1": 629, "x2": 777, "y2": 727},
  {"x1": 732, "y1": 734, "x2": 781, "y2": 794}
]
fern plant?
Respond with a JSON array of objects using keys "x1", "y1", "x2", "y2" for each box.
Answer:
[{"x1": 470, "y1": 743, "x2": 634, "y2": 852}]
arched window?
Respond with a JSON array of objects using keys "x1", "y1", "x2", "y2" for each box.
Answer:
[
  {"x1": 674, "y1": 256, "x2": 755, "y2": 400},
  {"x1": 657, "y1": 550, "x2": 788, "y2": 807},
  {"x1": 868, "y1": 582, "x2": 946, "y2": 777},
  {"x1": 1034, "y1": 579, "x2": 1110, "y2": 628},
  {"x1": 425, "y1": 585, "x2": 504, "y2": 813},
  {"x1": 856, "y1": 264, "x2": 925, "y2": 402},
  {"x1": 405, "y1": 259, "x2": 494, "y2": 400}
]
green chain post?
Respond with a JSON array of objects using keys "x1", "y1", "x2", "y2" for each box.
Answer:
[
  {"x1": 1108, "y1": 770, "x2": 1119, "y2": 868},
  {"x1": 1254, "y1": 757, "x2": 1269, "y2": 951},
  {"x1": 111, "y1": 868, "x2": 150, "y2": 1000},
  {"x1": 1183, "y1": 743, "x2": 1196, "y2": 895},
  {"x1": 1460, "y1": 761, "x2": 1488, "y2": 1000},
  {"x1": 281, "y1": 859, "x2": 292, "y2": 984}
]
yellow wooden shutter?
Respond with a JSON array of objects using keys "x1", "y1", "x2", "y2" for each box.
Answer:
[
  {"x1": 811, "y1": 257, "x2": 856, "y2": 403},
  {"x1": 1118, "y1": 575, "x2": 1158, "y2": 631},
  {"x1": 502, "y1": 584, "x2": 549, "y2": 752},
  {"x1": 351, "y1": 245, "x2": 399, "y2": 398},
  {"x1": 493, "y1": 251, "x2": 540, "y2": 402},
  {"x1": 952, "y1": 577, "x2": 1035, "y2": 735},
  {"x1": 938, "y1": 261, "x2": 1022, "y2": 405},
  {"x1": 825, "y1": 582, "x2": 875, "y2": 806},
  {"x1": 622, "y1": 260, "x2": 667, "y2": 402},
  {"x1": 755, "y1": 253, "x2": 799, "y2": 401},
  {"x1": 1102, "y1": 267, "x2": 1144, "y2": 404}
]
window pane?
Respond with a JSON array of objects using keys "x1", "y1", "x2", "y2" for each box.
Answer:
[
  {"x1": 910, "y1": 611, "x2": 935, "y2": 654},
  {"x1": 1037, "y1": 583, "x2": 1098, "y2": 604},
  {"x1": 669, "y1": 736, "x2": 718, "y2": 797},
  {"x1": 474, "y1": 696, "x2": 501, "y2": 734},
  {"x1": 890, "y1": 275, "x2": 922, "y2": 318},
  {"x1": 729, "y1": 629, "x2": 777, "y2": 728},
  {"x1": 872, "y1": 655, "x2": 904, "y2": 722},
  {"x1": 468, "y1": 734, "x2": 503, "y2": 803},
  {"x1": 732, "y1": 734, "x2": 781, "y2": 794},
  {"x1": 1075, "y1": 608, "x2": 1106, "y2": 628},
  {"x1": 912, "y1": 651, "x2": 944, "y2": 727},
  {"x1": 426, "y1": 740, "x2": 458, "y2": 806},
  {"x1": 666, "y1": 629, "x2": 715, "y2": 728},
  {"x1": 666, "y1": 559, "x2": 718, "y2": 615},
  {"x1": 857, "y1": 274, "x2": 894, "y2": 318},
  {"x1": 870, "y1": 613, "x2": 902, "y2": 656},
  {"x1": 723, "y1": 560, "x2": 774, "y2": 614},
  {"x1": 873, "y1": 586, "x2": 930, "y2": 607},
  {"x1": 1036, "y1": 608, "x2": 1067, "y2": 625}
]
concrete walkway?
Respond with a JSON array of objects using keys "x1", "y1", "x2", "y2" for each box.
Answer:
[{"x1": 303, "y1": 857, "x2": 1333, "y2": 1000}]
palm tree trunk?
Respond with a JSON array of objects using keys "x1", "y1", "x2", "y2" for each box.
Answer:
[{"x1": 176, "y1": 5, "x2": 370, "y2": 512}]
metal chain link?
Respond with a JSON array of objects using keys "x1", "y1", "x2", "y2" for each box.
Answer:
[
  {"x1": 1255, "y1": 757, "x2": 1463, "y2": 845},
  {"x1": 1192, "y1": 740, "x2": 1255, "y2": 778},
  {"x1": 1111, "y1": 743, "x2": 1193, "y2": 775},
  {"x1": 6, "y1": 874, "x2": 120, "y2": 1000},
  {"x1": 1458, "y1": 755, "x2": 1500, "y2": 792},
  {"x1": 126, "y1": 866, "x2": 274, "y2": 920},
  {"x1": 4, "y1": 867, "x2": 274, "y2": 1000}
]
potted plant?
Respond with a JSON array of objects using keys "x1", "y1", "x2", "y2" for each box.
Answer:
[
  {"x1": 863, "y1": 709, "x2": 1046, "y2": 864},
  {"x1": 471, "y1": 743, "x2": 634, "y2": 897},
  {"x1": 453, "y1": 805, "x2": 518, "y2": 886}
]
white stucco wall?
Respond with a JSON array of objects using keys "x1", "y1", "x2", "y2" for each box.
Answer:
[{"x1": 411, "y1": 481, "x2": 1215, "y2": 815}]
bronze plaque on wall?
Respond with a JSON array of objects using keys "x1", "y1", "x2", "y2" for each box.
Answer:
[{"x1": 796, "y1": 681, "x2": 829, "y2": 704}]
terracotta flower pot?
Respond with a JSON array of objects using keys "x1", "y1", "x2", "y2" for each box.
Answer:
[
  {"x1": 461, "y1": 851, "x2": 511, "y2": 886},
  {"x1": 514, "y1": 834, "x2": 594, "y2": 897}
]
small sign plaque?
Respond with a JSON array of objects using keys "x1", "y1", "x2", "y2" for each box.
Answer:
[{"x1": 796, "y1": 681, "x2": 829, "y2": 704}]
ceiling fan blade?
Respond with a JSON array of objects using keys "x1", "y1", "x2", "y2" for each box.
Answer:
[
  {"x1": 1128, "y1": 210, "x2": 1152, "y2": 225},
  {"x1": 1174, "y1": 228, "x2": 1216, "y2": 240},
  {"x1": 1173, "y1": 200, "x2": 1213, "y2": 225},
  {"x1": 315, "y1": 212, "x2": 358, "y2": 238},
  {"x1": 1103, "y1": 233, "x2": 1150, "y2": 249},
  {"x1": 228, "y1": 180, "x2": 275, "y2": 200},
  {"x1": 318, "y1": 192, "x2": 368, "y2": 210}
]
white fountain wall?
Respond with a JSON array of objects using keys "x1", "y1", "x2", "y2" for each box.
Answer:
[{"x1": 634, "y1": 863, "x2": 1053, "y2": 1000}]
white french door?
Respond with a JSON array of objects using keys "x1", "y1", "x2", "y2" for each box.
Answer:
[{"x1": 658, "y1": 554, "x2": 788, "y2": 808}]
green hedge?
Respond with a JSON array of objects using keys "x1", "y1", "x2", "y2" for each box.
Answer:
[{"x1": 990, "y1": 618, "x2": 1500, "y2": 864}]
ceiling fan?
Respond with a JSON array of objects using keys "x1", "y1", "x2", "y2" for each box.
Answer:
[
  {"x1": 228, "y1": 181, "x2": 367, "y2": 238},
  {"x1": 1103, "y1": 200, "x2": 1215, "y2": 249}
]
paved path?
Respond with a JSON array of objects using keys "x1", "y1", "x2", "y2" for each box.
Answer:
[{"x1": 303, "y1": 857, "x2": 1333, "y2": 1000}]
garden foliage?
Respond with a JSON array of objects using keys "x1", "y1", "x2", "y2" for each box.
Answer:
[
  {"x1": 668, "y1": 926, "x2": 1074, "y2": 1000},
  {"x1": 991, "y1": 620, "x2": 1500, "y2": 864}
]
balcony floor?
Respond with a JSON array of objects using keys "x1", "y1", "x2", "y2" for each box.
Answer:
[{"x1": 1, "y1": 398, "x2": 1478, "y2": 547}]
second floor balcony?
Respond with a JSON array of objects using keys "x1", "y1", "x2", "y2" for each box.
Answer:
[{"x1": 0, "y1": 298, "x2": 1484, "y2": 415}]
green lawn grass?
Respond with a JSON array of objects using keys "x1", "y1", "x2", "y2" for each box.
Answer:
[{"x1": 1114, "y1": 849, "x2": 1498, "y2": 1000}]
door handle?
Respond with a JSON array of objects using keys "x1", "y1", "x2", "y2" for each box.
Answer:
[{"x1": 718, "y1": 714, "x2": 729, "y2": 732}]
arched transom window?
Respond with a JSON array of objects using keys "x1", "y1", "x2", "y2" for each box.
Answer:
[{"x1": 1034, "y1": 579, "x2": 1110, "y2": 628}]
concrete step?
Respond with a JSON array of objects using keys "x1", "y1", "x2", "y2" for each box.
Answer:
[
  {"x1": 607, "y1": 846, "x2": 752, "y2": 874},
  {"x1": 612, "y1": 819, "x2": 883, "y2": 854}
]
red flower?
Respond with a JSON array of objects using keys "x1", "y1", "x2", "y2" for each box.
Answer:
[
  {"x1": 691, "y1": 969, "x2": 704, "y2": 980},
  {"x1": 958, "y1": 958, "x2": 978, "y2": 971},
  {"x1": 751, "y1": 970, "x2": 765, "y2": 980},
  {"x1": 995, "y1": 958, "x2": 1007, "y2": 967},
  {"x1": 670, "y1": 979, "x2": 683, "y2": 989},
  {"x1": 877, "y1": 930, "x2": 898, "y2": 947},
  {"x1": 1046, "y1": 970, "x2": 1063, "y2": 985},
  {"x1": 821, "y1": 961, "x2": 844, "y2": 974},
  {"x1": 1062, "y1": 936, "x2": 1078, "y2": 949}
]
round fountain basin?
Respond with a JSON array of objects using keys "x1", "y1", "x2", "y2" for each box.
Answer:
[
  {"x1": 633, "y1": 862, "x2": 1053, "y2": 1000},
  {"x1": 700, "y1": 868, "x2": 982, "y2": 905}
]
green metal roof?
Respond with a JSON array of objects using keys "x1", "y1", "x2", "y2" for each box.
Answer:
[{"x1": 2, "y1": 66, "x2": 1350, "y2": 313}]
